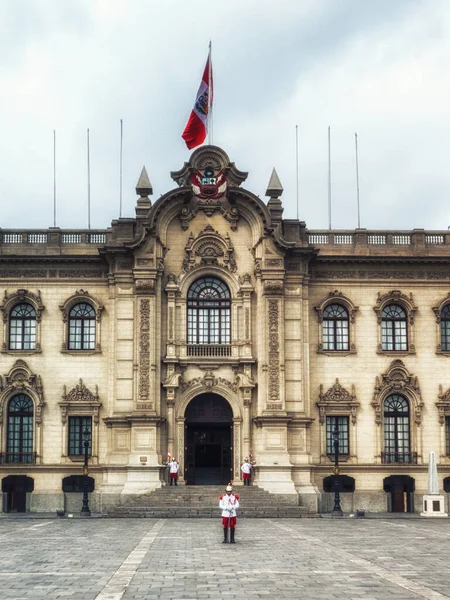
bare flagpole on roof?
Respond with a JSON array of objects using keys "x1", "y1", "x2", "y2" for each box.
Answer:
[
  {"x1": 119, "y1": 119, "x2": 123, "y2": 218},
  {"x1": 328, "y1": 126, "x2": 332, "y2": 230},
  {"x1": 355, "y1": 132, "x2": 361, "y2": 228},
  {"x1": 53, "y1": 130, "x2": 57, "y2": 227},
  {"x1": 87, "y1": 128, "x2": 91, "y2": 229},
  {"x1": 295, "y1": 124, "x2": 299, "y2": 220}
]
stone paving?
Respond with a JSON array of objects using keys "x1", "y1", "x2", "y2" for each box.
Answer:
[{"x1": 0, "y1": 517, "x2": 449, "y2": 599}]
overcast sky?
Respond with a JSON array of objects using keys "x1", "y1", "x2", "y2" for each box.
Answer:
[{"x1": 0, "y1": 0, "x2": 449, "y2": 232}]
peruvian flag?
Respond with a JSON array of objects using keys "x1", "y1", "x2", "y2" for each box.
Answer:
[{"x1": 182, "y1": 48, "x2": 213, "y2": 150}]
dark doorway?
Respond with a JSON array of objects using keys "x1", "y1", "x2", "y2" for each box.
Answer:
[
  {"x1": 383, "y1": 475, "x2": 415, "y2": 513},
  {"x1": 185, "y1": 393, "x2": 233, "y2": 485},
  {"x1": 2, "y1": 475, "x2": 34, "y2": 513}
]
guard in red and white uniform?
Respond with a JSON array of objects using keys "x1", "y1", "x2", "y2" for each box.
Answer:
[
  {"x1": 241, "y1": 458, "x2": 253, "y2": 486},
  {"x1": 169, "y1": 458, "x2": 179, "y2": 486},
  {"x1": 219, "y1": 483, "x2": 240, "y2": 544}
]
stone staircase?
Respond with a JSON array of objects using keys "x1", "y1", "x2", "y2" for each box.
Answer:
[{"x1": 105, "y1": 485, "x2": 310, "y2": 518}]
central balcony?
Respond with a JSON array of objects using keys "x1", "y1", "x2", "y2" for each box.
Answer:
[{"x1": 187, "y1": 345, "x2": 232, "y2": 357}]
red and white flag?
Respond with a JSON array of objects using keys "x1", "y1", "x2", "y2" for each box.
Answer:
[{"x1": 182, "y1": 48, "x2": 213, "y2": 150}]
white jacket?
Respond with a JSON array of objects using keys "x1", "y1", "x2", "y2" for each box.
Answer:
[
  {"x1": 169, "y1": 461, "x2": 179, "y2": 474},
  {"x1": 219, "y1": 493, "x2": 240, "y2": 517}
]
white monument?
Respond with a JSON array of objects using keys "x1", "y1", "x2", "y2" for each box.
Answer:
[{"x1": 420, "y1": 451, "x2": 448, "y2": 517}]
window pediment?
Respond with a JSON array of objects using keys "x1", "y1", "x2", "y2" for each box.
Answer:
[
  {"x1": 59, "y1": 379, "x2": 102, "y2": 424},
  {"x1": 315, "y1": 290, "x2": 358, "y2": 323},
  {"x1": 183, "y1": 225, "x2": 237, "y2": 273},
  {"x1": 0, "y1": 360, "x2": 45, "y2": 424},
  {"x1": 372, "y1": 360, "x2": 423, "y2": 425},
  {"x1": 437, "y1": 384, "x2": 450, "y2": 425},
  {"x1": 317, "y1": 378, "x2": 359, "y2": 424},
  {"x1": 374, "y1": 290, "x2": 417, "y2": 324}
]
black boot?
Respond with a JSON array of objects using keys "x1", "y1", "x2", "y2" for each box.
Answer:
[
  {"x1": 230, "y1": 528, "x2": 235, "y2": 544},
  {"x1": 170, "y1": 480, "x2": 173, "y2": 486},
  {"x1": 222, "y1": 528, "x2": 228, "y2": 543},
  {"x1": 175, "y1": 479, "x2": 178, "y2": 486}
]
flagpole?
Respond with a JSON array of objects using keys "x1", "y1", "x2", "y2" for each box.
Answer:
[
  {"x1": 328, "y1": 126, "x2": 332, "y2": 230},
  {"x1": 295, "y1": 125, "x2": 299, "y2": 220},
  {"x1": 119, "y1": 119, "x2": 123, "y2": 218},
  {"x1": 355, "y1": 132, "x2": 361, "y2": 228},
  {"x1": 207, "y1": 41, "x2": 212, "y2": 145},
  {"x1": 53, "y1": 130, "x2": 56, "y2": 227},
  {"x1": 87, "y1": 128, "x2": 91, "y2": 229}
]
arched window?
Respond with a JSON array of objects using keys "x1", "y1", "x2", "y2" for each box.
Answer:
[
  {"x1": 440, "y1": 304, "x2": 450, "y2": 351},
  {"x1": 187, "y1": 277, "x2": 230, "y2": 345},
  {"x1": 383, "y1": 394, "x2": 411, "y2": 463},
  {"x1": 9, "y1": 303, "x2": 36, "y2": 350},
  {"x1": 322, "y1": 304, "x2": 349, "y2": 351},
  {"x1": 7, "y1": 394, "x2": 34, "y2": 464},
  {"x1": 69, "y1": 303, "x2": 96, "y2": 350},
  {"x1": 381, "y1": 304, "x2": 407, "y2": 351}
]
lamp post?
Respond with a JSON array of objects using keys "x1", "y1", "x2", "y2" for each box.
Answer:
[
  {"x1": 80, "y1": 425, "x2": 91, "y2": 517},
  {"x1": 331, "y1": 424, "x2": 343, "y2": 517}
]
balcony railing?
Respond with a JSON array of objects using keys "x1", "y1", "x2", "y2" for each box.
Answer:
[
  {"x1": 187, "y1": 345, "x2": 232, "y2": 357},
  {"x1": 381, "y1": 452, "x2": 417, "y2": 464},
  {"x1": 0, "y1": 452, "x2": 37, "y2": 464}
]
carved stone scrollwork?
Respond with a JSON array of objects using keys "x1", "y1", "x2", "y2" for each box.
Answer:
[
  {"x1": 1, "y1": 289, "x2": 44, "y2": 323},
  {"x1": 315, "y1": 290, "x2": 359, "y2": 324},
  {"x1": 135, "y1": 279, "x2": 156, "y2": 295},
  {"x1": 182, "y1": 225, "x2": 237, "y2": 273},
  {"x1": 59, "y1": 379, "x2": 101, "y2": 424},
  {"x1": 436, "y1": 384, "x2": 450, "y2": 425},
  {"x1": 264, "y1": 280, "x2": 284, "y2": 294},
  {"x1": 180, "y1": 371, "x2": 238, "y2": 393},
  {"x1": 372, "y1": 360, "x2": 423, "y2": 426},
  {"x1": 317, "y1": 378, "x2": 360, "y2": 425},
  {"x1": 268, "y1": 299, "x2": 280, "y2": 404},
  {"x1": 138, "y1": 298, "x2": 152, "y2": 409},
  {"x1": 1, "y1": 360, "x2": 46, "y2": 425},
  {"x1": 373, "y1": 290, "x2": 417, "y2": 324}
]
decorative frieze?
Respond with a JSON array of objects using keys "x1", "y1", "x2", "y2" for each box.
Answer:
[
  {"x1": 138, "y1": 298, "x2": 152, "y2": 409},
  {"x1": 267, "y1": 299, "x2": 280, "y2": 405}
]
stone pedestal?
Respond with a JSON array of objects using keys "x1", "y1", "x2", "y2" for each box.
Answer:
[{"x1": 420, "y1": 494, "x2": 448, "y2": 517}]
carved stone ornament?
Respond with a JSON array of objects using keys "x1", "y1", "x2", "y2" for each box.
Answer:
[
  {"x1": 59, "y1": 379, "x2": 101, "y2": 424},
  {"x1": 317, "y1": 378, "x2": 360, "y2": 425},
  {"x1": 372, "y1": 359, "x2": 423, "y2": 426},
  {"x1": 432, "y1": 293, "x2": 450, "y2": 324},
  {"x1": 436, "y1": 384, "x2": 450, "y2": 425},
  {"x1": 373, "y1": 290, "x2": 417, "y2": 324},
  {"x1": 0, "y1": 360, "x2": 46, "y2": 425},
  {"x1": 182, "y1": 225, "x2": 237, "y2": 273},
  {"x1": 138, "y1": 298, "x2": 152, "y2": 409},
  {"x1": 267, "y1": 299, "x2": 280, "y2": 403},
  {"x1": 180, "y1": 371, "x2": 238, "y2": 393},
  {"x1": 315, "y1": 290, "x2": 359, "y2": 324},
  {"x1": 263, "y1": 280, "x2": 284, "y2": 294},
  {"x1": 59, "y1": 289, "x2": 104, "y2": 323},
  {"x1": 0, "y1": 289, "x2": 44, "y2": 323},
  {"x1": 135, "y1": 279, "x2": 156, "y2": 295}
]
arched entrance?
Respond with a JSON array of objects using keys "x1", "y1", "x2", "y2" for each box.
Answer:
[
  {"x1": 2, "y1": 475, "x2": 34, "y2": 513},
  {"x1": 184, "y1": 393, "x2": 233, "y2": 485},
  {"x1": 383, "y1": 475, "x2": 415, "y2": 513}
]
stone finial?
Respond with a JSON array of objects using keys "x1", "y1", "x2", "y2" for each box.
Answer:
[
  {"x1": 136, "y1": 166, "x2": 153, "y2": 197},
  {"x1": 266, "y1": 168, "x2": 283, "y2": 198},
  {"x1": 135, "y1": 166, "x2": 152, "y2": 218}
]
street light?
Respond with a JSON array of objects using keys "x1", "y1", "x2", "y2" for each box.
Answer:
[
  {"x1": 80, "y1": 425, "x2": 91, "y2": 517},
  {"x1": 331, "y1": 424, "x2": 343, "y2": 517}
]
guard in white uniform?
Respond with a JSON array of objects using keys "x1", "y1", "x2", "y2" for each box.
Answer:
[
  {"x1": 168, "y1": 458, "x2": 179, "y2": 485},
  {"x1": 219, "y1": 483, "x2": 240, "y2": 544},
  {"x1": 241, "y1": 458, "x2": 253, "y2": 486}
]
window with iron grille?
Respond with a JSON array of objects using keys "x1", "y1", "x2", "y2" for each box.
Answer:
[
  {"x1": 384, "y1": 394, "x2": 410, "y2": 461},
  {"x1": 381, "y1": 304, "x2": 407, "y2": 351},
  {"x1": 326, "y1": 416, "x2": 349, "y2": 454},
  {"x1": 187, "y1": 277, "x2": 231, "y2": 345},
  {"x1": 9, "y1": 303, "x2": 36, "y2": 350},
  {"x1": 69, "y1": 303, "x2": 96, "y2": 350},
  {"x1": 68, "y1": 416, "x2": 92, "y2": 456},
  {"x1": 7, "y1": 394, "x2": 34, "y2": 463},
  {"x1": 446, "y1": 417, "x2": 450, "y2": 456},
  {"x1": 322, "y1": 304, "x2": 349, "y2": 351},
  {"x1": 440, "y1": 305, "x2": 450, "y2": 351}
]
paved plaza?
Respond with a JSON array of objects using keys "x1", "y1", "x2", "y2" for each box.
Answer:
[{"x1": 0, "y1": 517, "x2": 449, "y2": 600}]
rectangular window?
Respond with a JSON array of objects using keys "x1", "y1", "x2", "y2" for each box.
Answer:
[
  {"x1": 441, "y1": 322, "x2": 450, "y2": 351},
  {"x1": 446, "y1": 417, "x2": 450, "y2": 456},
  {"x1": 68, "y1": 416, "x2": 92, "y2": 456},
  {"x1": 326, "y1": 416, "x2": 349, "y2": 455}
]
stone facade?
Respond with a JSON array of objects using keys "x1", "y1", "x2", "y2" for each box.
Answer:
[{"x1": 1, "y1": 145, "x2": 450, "y2": 513}]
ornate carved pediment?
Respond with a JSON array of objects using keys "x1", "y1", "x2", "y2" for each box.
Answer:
[
  {"x1": 436, "y1": 384, "x2": 450, "y2": 425},
  {"x1": 1, "y1": 360, "x2": 45, "y2": 424},
  {"x1": 59, "y1": 379, "x2": 101, "y2": 424},
  {"x1": 317, "y1": 378, "x2": 359, "y2": 424},
  {"x1": 372, "y1": 360, "x2": 423, "y2": 426},
  {"x1": 180, "y1": 371, "x2": 238, "y2": 393},
  {"x1": 373, "y1": 290, "x2": 417, "y2": 324},
  {"x1": 0, "y1": 289, "x2": 44, "y2": 323},
  {"x1": 59, "y1": 289, "x2": 104, "y2": 322},
  {"x1": 182, "y1": 225, "x2": 237, "y2": 273},
  {"x1": 315, "y1": 290, "x2": 359, "y2": 323}
]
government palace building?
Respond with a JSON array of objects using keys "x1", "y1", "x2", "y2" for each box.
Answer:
[{"x1": 1, "y1": 144, "x2": 450, "y2": 515}]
